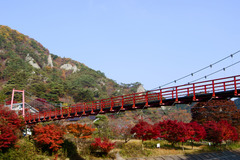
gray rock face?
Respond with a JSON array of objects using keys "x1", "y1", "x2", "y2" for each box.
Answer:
[
  {"x1": 25, "y1": 54, "x2": 40, "y2": 69},
  {"x1": 136, "y1": 84, "x2": 146, "y2": 93},
  {"x1": 47, "y1": 54, "x2": 53, "y2": 67},
  {"x1": 60, "y1": 63, "x2": 80, "y2": 73}
]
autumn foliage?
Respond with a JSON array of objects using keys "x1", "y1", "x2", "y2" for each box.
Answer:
[
  {"x1": 0, "y1": 105, "x2": 23, "y2": 151},
  {"x1": 153, "y1": 120, "x2": 194, "y2": 145},
  {"x1": 130, "y1": 118, "x2": 239, "y2": 147},
  {"x1": 33, "y1": 124, "x2": 65, "y2": 152},
  {"x1": 65, "y1": 123, "x2": 95, "y2": 139},
  {"x1": 130, "y1": 120, "x2": 154, "y2": 142},
  {"x1": 203, "y1": 120, "x2": 238, "y2": 145},
  {"x1": 90, "y1": 137, "x2": 115, "y2": 154},
  {"x1": 187, "y1": 121, "x2": 206, "y2": 142}
]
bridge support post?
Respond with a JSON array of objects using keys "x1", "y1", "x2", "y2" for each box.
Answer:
[{"x1": 10, "y1": 89, "x2": 25, "y2": 117}]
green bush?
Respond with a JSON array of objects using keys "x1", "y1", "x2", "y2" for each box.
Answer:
[
  {"x1": 143, "y1": 140, "x2": 161, "y2": 149},
  {"x1": 0, "y1": 138, "x2": 39, "y2": 160}
]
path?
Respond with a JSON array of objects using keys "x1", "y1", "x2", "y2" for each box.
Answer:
[{"x1": 116, "y1": 149, "x2": 240, "y2": 160}]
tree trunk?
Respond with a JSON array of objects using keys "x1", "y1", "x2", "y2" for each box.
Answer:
[{"x1": 142, "y1": 139, "x2": 144, "y2": 150}]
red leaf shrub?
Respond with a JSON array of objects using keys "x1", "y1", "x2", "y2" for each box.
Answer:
[
  {"x1": 91, "y1": 137, "x2": 115, "y2": 154},
  {"x1": 33, "y1": 124, "x2": 65, "y2": 152}
]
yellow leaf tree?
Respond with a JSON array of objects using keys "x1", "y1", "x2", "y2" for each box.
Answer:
[{"x1": 65, "y1": 123, "x2": 95, "y2": 149}]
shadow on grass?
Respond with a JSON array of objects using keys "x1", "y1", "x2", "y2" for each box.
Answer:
[{"x1": 62, "y1": 139, "x2": 85, "y2": 160}]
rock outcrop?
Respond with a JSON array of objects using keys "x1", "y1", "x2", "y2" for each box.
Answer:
[
  {"x1": 60, "y1": 63, "x2": 80, "y2": 73},
  {"x1": 25, "y1": 54, "x2": 40, "y2": 69}
]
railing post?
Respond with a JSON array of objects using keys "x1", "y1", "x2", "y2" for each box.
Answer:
[
  {"x1": 145, "y1": 91, "x2": 150, "y2": 107},
  {"x1": 204, "y1": 85, "x2": 207, "y2": 94},
  {"x1": 223, "y1": 82, "x2": 226, "y2": 91},
  {"x1": 212, "y1": 80, "x2": 216, "y2": 98},
  {"x1": 54, "y1": 108, "x2": 58, "y2": 119},
  {"x1": 83, "y1": 103, "x2": 87, "y2": 115},
  {"x1": 74, "y1": 106, "x2": 78, "y2": 116},
  {"x1": 175, "y1": 87, "x2": 178, "y2": 102},
  {"x1": 91, "y1": 102, "x2": 95, "y2": 114},
  {"x1": 121, "y1": 96, "x2": 125, "y2": 111},
  {"x1": 43, "y1": 112, "x2": 46, "y2": 121},
  {"x1": 132, "y1": 94, "x2": 137, "y2": 109},
  {"x1": 193, "y1": 84, "x2": 196, "y2": 101},
  {"x1": 28, "y1": 112, "x2": 31, "y2": 124},
  {"x1": 49, "y1": 110, "x2": 52, "y2": 120},
  {"x1": 33, "y1": 114, "x2": 36, "y2": 123},
  {"x1": 159, "y1": 89, "x2": 163, "y2": 105},
  {"x1": 61, "y1": 108, "x2": 64, "y2": 119},
  {"x1": 110, "y1": 98, "x2": 114, "y2": 112},
  {"x1": 100, "y1": 100, "x2": 104, "y2": 113},
  {"x1": 234, "y1": 76, "x2": 238, "y2": 96},
  {"x1": 67, "y1": 106, "x2": 71, "y2": 117}
]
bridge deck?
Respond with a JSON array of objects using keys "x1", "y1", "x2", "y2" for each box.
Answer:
[{"x1": 24, "y1": 75, "x2": 240, "y2": 124}]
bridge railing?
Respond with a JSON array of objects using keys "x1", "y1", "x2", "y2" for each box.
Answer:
[{"x1": 24, "y1": 75, "x2": 240, "y2": 123}]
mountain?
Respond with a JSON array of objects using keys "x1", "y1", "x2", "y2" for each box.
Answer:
[{"x1": 0, "y1": 25, "x2": 144, "y2": 105}]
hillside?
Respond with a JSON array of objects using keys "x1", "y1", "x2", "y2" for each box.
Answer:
[{"x1": 0, "y1": 25, "x2": 144, "y2": 105}]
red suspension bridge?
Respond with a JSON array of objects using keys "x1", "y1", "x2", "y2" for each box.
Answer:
[{"x1": 14, "y1": 75, "x2": 240, "y2": 124}]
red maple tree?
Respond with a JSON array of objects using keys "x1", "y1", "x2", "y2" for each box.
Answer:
[
  {"x1": 130, "y1": 120, "x2": 154, "y2": 142},
  {"x1": 187, "y1": 121, "x2": 206, "y2": 142},
  {"x1": 153, "y1": 120, "x2": 193, "y2": 146},
  {"x1": 203, "y1": 120, "x2": 238, "y2": 145},
  {"x1": 0, "y1": 105, "x2": 23, "y2": 151}
]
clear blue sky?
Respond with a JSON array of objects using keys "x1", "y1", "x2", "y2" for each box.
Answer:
[{"x1": 1, "y1": 0, "x2": 240, "y2": 90}]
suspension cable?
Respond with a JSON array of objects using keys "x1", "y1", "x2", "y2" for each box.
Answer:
[{"x1": 154, "y1": 50, "x2": 240, "y2": 89}]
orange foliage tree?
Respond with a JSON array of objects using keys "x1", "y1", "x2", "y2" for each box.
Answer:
[
  {"x1": 33, "y1": 124, "x2": 65, "y2": 153},
  {"x1": 65, "y1": 123, "x2": 95, "y2": 149}
]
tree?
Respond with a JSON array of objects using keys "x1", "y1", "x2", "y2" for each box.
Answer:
[
  {"x1": 130, "y1": 120, "x2": 153, "y2": 149},
  {"x1": 33, "y1": 124, "x2": 65, "y2": 155},
  {"x1": 94, "y1": 115, "x2": 111, "y2": 138},
  {"x1": 191, "y1": 99, "x2": 240, "y2": 125},
  {"x1": 218, "y1": 120, "x2": 238, "y2": 142},
  {"x1": 153, "y1": 120, "x2": 193, "y2": 146},
  {"x1": 187, "y1": 121, "x2": 206, "y2": 149},
  {"x1": 109, "y1": 117, "x2": 134, "y2": 143},
  {"x1": 203, "y1": 120, "x2": 238, "y2": 145},
  {"x1": 0, "y1": 105, "x2": 23, "y2": 151},
  {"x1": 65, "y1": 123, "x2": 95, "y2": 149}
]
